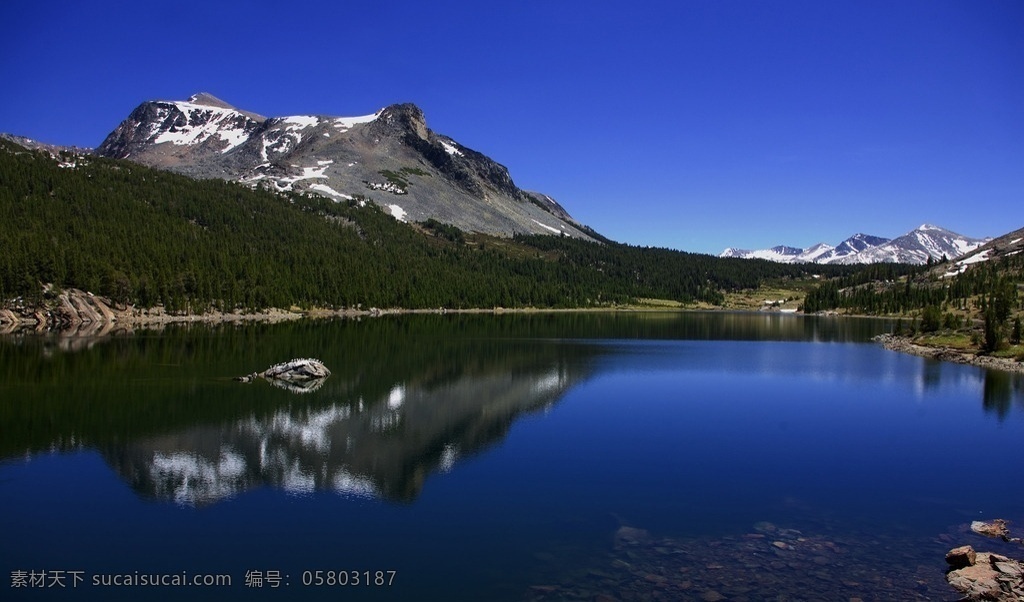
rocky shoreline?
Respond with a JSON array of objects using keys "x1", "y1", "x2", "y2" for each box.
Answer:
[
  {"x1": 0, "y1": 288, "x2": 312, "y2": 336},
  {"x1": 0, "y1": 288, "x2": 651, "y2": 337},
  {"x1": 944, "y1": 520, "x2": 1024, "y2": 601},
  {"x1": 874, "y1": 333, "x2": 1024, "y2": 374}
]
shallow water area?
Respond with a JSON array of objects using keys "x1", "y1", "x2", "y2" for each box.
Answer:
[{"x1": 1, "y1": 312, "x2": 1022, "y2": 600}]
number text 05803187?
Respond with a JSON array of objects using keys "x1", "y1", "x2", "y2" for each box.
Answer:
[{"x1": 301, "y1": 570, "x2": 396, "y2": 587}]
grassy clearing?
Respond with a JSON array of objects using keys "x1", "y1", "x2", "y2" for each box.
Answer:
[
  {"x1": 992, "y1": 344, "x2": 1024, "y2": 360},
  {"x1": 721, "y1": 284, "x2": 806, "y2": 311},
  {"x1": 634, "y1": 298, "x2": 686, "y2": 308},
  {"x1": 913, "y1": 332, "x2": 975, "y2": 350}
]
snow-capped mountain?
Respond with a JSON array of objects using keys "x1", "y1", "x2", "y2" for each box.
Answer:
[
  {"x1": 720, "y1": 245, "x2": 806, "y2": 262},
  {"x1": 837, "y1": 224, "x2": 986, "y2": 264},
  {"x1": 721, "y1": 225, "x2": 987, "y2": 265},
  {"x1": 95, "y1": 93, "x2": 590, "y2": 238}
]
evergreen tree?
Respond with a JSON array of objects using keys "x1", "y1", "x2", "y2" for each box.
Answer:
[
  {"x1": 920, "y1": 305, "x2": 941, "y2": 333},
  {"x1": 982, "y1": 308, "x2": 1002, "y2": 353}
]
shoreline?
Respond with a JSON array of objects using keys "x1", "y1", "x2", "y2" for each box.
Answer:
[
  {"x1": 874, "y1": 333, "x2": 1024, "y2": 374},
  {"x1": 0, "y1": 288, "x2": 729, "y2": 337},
  {"x1": 8, "y1": 289, "x2": 1000, "y2": 368}
]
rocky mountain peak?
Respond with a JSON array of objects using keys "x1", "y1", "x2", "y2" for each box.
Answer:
[
  {"x1": 92, "y1": 95, "x2": 592, "y2": 239},
  {"x1": 374, "y1": 103, "x2": 429, "y2": 140},
  {"x1": 182, "y1": 92, "x2": 266, "y2": 122},
  {"x1": 187, "y1": 92, "x2": 235, "y2": 110}
]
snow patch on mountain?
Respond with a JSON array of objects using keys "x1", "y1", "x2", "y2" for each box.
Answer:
[
  {"x1": 333, "y1": 113, "x2": 379, "y2": 130},
  {"x1": 388, "y1": 204, "x2": 408, "y2": 222},
  {"x1": 308, "y1": 183, "x2": 352, "y2": 200},
  {"x1": 532, "y1": 219, "x2": 563, "y2": 234},
  {"x1": 282, "y1": 115, "x2": 320, "y2": 130},
  {"x1": 272, "y1": 164, "x2": 331, "y2": 192},
  {"x1": 942, "y1": 249, "x2": 992, "y2": 278},
  {"x1": 149, "y1": 101, "x2": 253, "y2": 153},
  {"x1": 440, "y1": 139, "x2": 464, "y2": 157}
]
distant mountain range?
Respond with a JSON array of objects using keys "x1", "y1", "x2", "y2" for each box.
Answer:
[
  {"x1": 91, "y1": 92, "x2": 592, "y2": 239},
  {"x1": 721, "y1": 224, "x2": 989, "y2": 265}
]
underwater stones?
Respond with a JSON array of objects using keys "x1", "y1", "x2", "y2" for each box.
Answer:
[
  {"x1": 524, "y1": 521, "x2": 964, "y2": 601},
  {"x1": 614, "y1": 525, "x2": 651, "y2": 546}
]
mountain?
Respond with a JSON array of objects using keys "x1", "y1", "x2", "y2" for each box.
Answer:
[
  {"x1": 720, "y1": 234, "x2": 889, "y2": 264},
  {"x1": 720, "y1": 245, "x2": 805, "y2": 262},
  {"x1": 811, "y1": 233, "x2": 891, "y2": 264},
  {"x1": 802, "y1": 223, "x2": 1023, "y2": 318},
  {"x1": 95, "y1": 93, "x2": 591, "y2": 239},
  {"x1": 720, "y1": 225, "x2": 986, "y2": 265},
  {"x1": 0, "y1": 133, "x2": 86, "y2": 156},
  {"x1": 838, "y1": 224, "x2": 986, "y2": 265},
  {"x1": 934, "y1": 225, "x2": 1024, "y2": 279},
  {"x1": 6, "y1": 135, "x2": 841, "y2": 318}
]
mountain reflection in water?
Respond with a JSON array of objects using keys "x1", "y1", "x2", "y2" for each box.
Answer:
[
  {"x1": 3, "y1": 312, "x2": 1023, "y2": 510},
  {"x1": 3, "y1": 313, "x2": 1024, "y2": 602},
  {"x1": 105, "y1": 359, "x2": 585, "y2": 505}
]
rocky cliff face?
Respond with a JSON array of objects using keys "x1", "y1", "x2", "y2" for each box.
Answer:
[{"x1": 96, "y1": 93, "x2": 590, "y2": 239}]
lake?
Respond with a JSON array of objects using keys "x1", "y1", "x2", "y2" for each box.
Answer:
[{"x1": 2, "y1": 312, "x2": 1022, "y2": 601}]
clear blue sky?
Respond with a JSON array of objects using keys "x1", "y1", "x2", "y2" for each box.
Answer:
[{"x1": 2, "y1": 0, "x2": 1021, "y2": 254}]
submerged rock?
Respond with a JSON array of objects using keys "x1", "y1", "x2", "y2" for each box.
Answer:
[
  {"x1": 614, "y1": 525, "x2": 651, "y2": 546},
  {"x1": 972, "y1": 519, "x2": 1011, "y2": 540},
  {"x1": 237, "y1": 358, "x2": 331, "y2": 384}
]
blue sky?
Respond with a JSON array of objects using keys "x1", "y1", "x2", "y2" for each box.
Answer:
[{"x1": 2, "y1": 0, "x2": 1021, "y2": 254}]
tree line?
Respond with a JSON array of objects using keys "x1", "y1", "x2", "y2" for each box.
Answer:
[
  {"x1": 802, "y1": 250, "x2": 1022, "y2": 351},
  {"x1": 0, "y1": 139, "x2": 867, "y2": 314}
]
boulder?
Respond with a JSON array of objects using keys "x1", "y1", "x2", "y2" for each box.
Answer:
[
  {"x1": 945, "y1": 545, "x2": 977, "y2": 570},
  {"x1": 946, "y1": 551, "x2": 1024, "y2": 601},
  {"x1": 261, "y1": 358, "x2": 330, "y2": 381},
  {"x1": 237, "y1": 358, "x2": 330, "y2": 384},
  {"x1": 972, "y1": 519, "x2": 1010, "y2": 539}
]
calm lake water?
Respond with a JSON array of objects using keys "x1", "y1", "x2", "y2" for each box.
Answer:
[{"x1": 2, "y1": 312, "x2": 1022, "y2": 601}]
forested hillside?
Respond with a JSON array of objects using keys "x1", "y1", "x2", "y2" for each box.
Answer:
[
  {"x1": 802, "y1": 237, "x2": 1023, "y2": 353},
  {"x1": 1, "y1": 140, "x2": 861, "y2": 314}
]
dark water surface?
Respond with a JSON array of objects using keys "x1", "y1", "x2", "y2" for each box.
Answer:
[{"x1": 1, "y1": 312, "x2": 1022, "y2": 601}]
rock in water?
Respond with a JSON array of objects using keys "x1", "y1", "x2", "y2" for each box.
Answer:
[
  {"x1": 972, "y1": 519, "x2": 1010, "y2": 539},
  {"x1": 236, "y1": 358, "x2": 330, "y2": 383},
  {"x1": 945, "y1": 550, "x2": 1024, "y2": 601},
  {"x1": 946, "y1": 545, "x2": 977, "y2": 570},
  {"x1": 262, "y1": 358, "x2": 330, "y2": 381}
]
